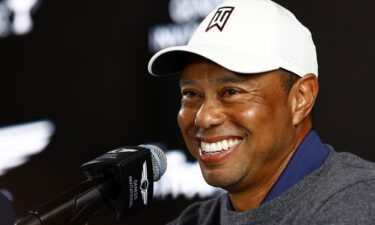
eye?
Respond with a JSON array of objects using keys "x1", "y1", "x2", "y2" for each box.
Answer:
[
  {"x1": 180, "y1": 89, "x2": 201, "y2": 107},
  {"x1": 181, "y1": 90, "x2": 199, "y2": 98},
  {"x1": 222, "y1": 88, "x2": 241, "y2": 97}
]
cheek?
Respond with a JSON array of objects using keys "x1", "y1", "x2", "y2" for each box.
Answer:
[
  {"x1": 177, "y1": 108, "x2": 199, "y2": 141},
  {"x1": 232, "y1": 104, "x2": 281, "y2": 149},
  {"x1": 237, "y1": 102, "x2": 293, "y2": 157},
  {"x1": 232, "y1": 104, "x2": 265, "y2": 130},
  {"x1": 233, "y1": 99, "x2": 288, "y2": 132},
  {"x1": 178, "y1": 108, "x2": 199, "y2": 157},
  {"x1": 238, "y1": 107, "x2": 258, "y2": 121},
  {"x1": 177, "y1": 108, "x2": 193, "y2": 131}
]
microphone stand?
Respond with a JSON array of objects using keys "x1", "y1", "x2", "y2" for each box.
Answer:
[{"x1": 15, "y1": 177, "x2": 117, "y2": 225}]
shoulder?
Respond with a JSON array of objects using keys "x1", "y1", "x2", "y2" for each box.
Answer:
[
  {"x1": 166, "y1": 194, "x2": 224, "y2": 225},
  {"x1": 310, "y1": 151, "x2": 375, "y2": 224},
  {"x1": 319, "y1": 151, "x2": 375, "y2": 188},
  {"x1": 310, "y1": 179, "x2": 375, "y2": 224}
]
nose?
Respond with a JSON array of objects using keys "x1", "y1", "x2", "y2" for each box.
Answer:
[{"x1": 195, "y1": 101, "x2": 225, "y2": 129}]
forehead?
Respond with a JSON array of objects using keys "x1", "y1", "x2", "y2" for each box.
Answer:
[{"x1": 180, "y1": 55, "x2": 281, "y2": 87}]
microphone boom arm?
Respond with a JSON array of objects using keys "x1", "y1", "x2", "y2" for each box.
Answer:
[{"x1": 16, "y1": 177, "x2": 116, "y2": 225}]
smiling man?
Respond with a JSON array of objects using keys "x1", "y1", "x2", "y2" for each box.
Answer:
[
  {"x1": 178, "y1": 56, "x2": 317, "y2": 212},
  {"x1": 148, "y1": 0, "x2": 375, "y2": 224}
]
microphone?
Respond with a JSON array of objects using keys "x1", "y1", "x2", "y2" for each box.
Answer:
[{"x1": 15, "y1": 144, "x2": 167, "y2": 225}]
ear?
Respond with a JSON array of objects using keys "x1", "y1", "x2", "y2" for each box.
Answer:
[{"x1": 290, "y1": 74, "x2": 319, "y2": 125}]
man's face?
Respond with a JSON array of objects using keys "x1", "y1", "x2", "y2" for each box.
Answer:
[{"x1": 178, "y1": 56, "x2": 298, "y2": 192}]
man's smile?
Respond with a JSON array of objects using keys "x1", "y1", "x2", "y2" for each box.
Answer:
[
  {"x1": 199, "y1": 138, "x2": 242, "y2": 154},
  {"x1": 196, "y1": 136, "x2": 243, "y2": 164}
]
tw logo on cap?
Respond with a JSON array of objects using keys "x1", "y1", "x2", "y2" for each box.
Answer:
[{"x1": 206, "y1": 6, "x2": 235, "y2": 32}]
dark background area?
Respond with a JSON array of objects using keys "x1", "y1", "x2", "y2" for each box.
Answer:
[{"x1": 0, "y1": 0, "x2": 375, "y2": 224}]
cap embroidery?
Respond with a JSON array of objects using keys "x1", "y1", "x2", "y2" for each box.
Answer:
[{"x1": 206, "y1": 6, "x2": 235, "y2": 32}]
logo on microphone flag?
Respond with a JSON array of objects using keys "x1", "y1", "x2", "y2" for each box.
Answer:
[
  {"x1": 140, "y1": 161, "x2": 149, "y2": 205},
  {"x1": 108, "y1": 148, "x2": 138, "y2": 154},
  {"x1": 206, "y1": 6, "x2": 235, "y2": 32}
]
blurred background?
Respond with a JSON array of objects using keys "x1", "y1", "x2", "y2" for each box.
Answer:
[{"x1": 0, "y1": 0, "x2": 375, "y2": 224}]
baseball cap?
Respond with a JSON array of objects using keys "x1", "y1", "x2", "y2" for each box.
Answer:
[{"x1": 148, "y1": 0, "x2": 318, "y2": 77}]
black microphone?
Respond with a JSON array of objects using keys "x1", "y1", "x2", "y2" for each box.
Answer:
[{"x1": 15, "y1": 144, "x2": 167, "y2": 225}]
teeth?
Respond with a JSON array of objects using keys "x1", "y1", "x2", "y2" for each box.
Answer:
[
  {"x1": 217, "y1": 141, "x2": 222, "y2": 150},
  {"x1": 209, "y1": 143, "x2": 216, "y2": 151},
  {"x1": 200, "y1": 138, "x2": 241, "y2": 153},
  {"x1": 222, "y1": 140, "x2": 228, "y2": 150}
]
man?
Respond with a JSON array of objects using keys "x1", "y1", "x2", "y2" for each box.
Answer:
[{"x1": 148, "y1": 0, "x2": 375, "y2": 224}]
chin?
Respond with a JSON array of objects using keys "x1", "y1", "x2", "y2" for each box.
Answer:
[
  {"x1": 204, "y1": 179, "x2": 229, "y2": 188},
  {"x1": 201, "y1": 170, "x2": 237, "y2": 189},
  {"x1": 200, "y1": 160, "x2": 251, "y2": 191}
]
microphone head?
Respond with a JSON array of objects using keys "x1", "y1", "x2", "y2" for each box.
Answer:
[{"x1": 138, "y1": 144, "x2": 167, "y2": 181}]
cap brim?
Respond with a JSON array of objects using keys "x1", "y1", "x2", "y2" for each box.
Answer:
[{"x1": 148, "y1": 45, "x2": 280, "y2": 76}]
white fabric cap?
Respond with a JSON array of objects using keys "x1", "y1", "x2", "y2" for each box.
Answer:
[{"x1": 148, "y1": 0, "x2": 318, "y2": 77}]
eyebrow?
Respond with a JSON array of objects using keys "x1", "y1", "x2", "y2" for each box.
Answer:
[
  {"x1": 179, "y1": 79, "x2": 196, "y2": 87},
  {"x1": 179, "y1": 74, "x2": 253, "y2": 87}
]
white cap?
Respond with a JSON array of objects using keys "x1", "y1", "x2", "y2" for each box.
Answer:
[{"x1": 148, "y1": 0, "x2": 318, "y2": 77}]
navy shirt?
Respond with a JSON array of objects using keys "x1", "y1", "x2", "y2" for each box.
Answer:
[
  {"x1": 227, "y1": 130, "x2": 330, "y2": 209},
  {"x1": 0, "y1": 190, "x2": 16, "y2": 225}
]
